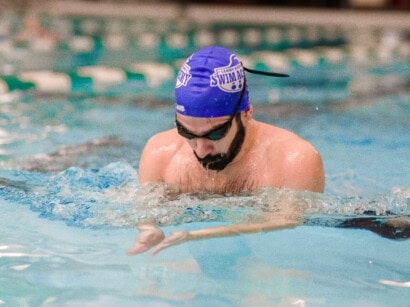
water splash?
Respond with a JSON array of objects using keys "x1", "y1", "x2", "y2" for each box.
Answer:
[{"x1": 0, "y1": 162, "x2": 408, "y2": 234}]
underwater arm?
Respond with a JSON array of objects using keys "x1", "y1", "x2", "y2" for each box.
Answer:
[
  {"x1": 128, "y1": 192, "x2": 308, "y2": 256},
  {"x1": 149, "y1": 212, "x2": 301, "y2": 255}
]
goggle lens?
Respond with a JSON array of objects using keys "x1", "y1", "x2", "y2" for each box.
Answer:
[{"x1": 175, "y1": 120, "x2": 232, "y2": 141}]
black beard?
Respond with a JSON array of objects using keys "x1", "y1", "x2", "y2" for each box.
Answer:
[{"x1": 194, "y1": 115, "x2": 245, "y2": 171}]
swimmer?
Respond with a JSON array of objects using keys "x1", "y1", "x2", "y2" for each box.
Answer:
[
  {"x1": 16, "y1": 13, "x2": 57, "y2": 44},
  {"x1": 128, "y1": 46, "x2": 325, "y2": 255}
]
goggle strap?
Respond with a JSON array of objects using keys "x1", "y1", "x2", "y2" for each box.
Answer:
[{"x1": 243, "y1": 66, "x2": 289, "y2": 78}]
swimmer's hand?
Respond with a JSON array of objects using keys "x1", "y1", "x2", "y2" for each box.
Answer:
[
  {"x1": 127, "y1": 223, "x2": 165, "y2": 255},
  {"x1": 150, "y1": 231, "x2": 189, "y2": 255}
]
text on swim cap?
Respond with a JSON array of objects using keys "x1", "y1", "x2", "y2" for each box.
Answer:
[
  {"x1": 175, "y1": 62, "x2": 192, "y2": 88},
  {"x1": 210, "y1": 54, "x2": 244, "y2": 93}
]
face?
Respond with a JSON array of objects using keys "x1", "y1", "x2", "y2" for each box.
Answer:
[{"x1": 175, "y1": 113, "x2": 246, "y2": 171}]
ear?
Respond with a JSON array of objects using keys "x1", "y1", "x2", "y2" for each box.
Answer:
[{"x1": 244, "y1": 105, "x2": 253, "y2": 119}]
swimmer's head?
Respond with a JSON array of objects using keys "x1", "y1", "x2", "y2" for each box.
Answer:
[{"x1": 175, "y1": 46, "x2": 249, "y2": 118}]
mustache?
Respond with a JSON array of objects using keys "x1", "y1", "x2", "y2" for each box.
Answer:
[{"x1": 194, "y1": 153, "x2": 227, "y2": 171}]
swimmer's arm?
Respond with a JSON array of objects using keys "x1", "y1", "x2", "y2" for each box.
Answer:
[
  {"x1": 149, "y1": 212, "x2": 301, "y2": 255},
  {"x1": 129, "y1": 139, "x2": 168, "y2": 255},
  {"x1": 129, "y1": 196, "x2": 307, "y2": 256},
  {"x1": 190, "y1": 216, "x2": 298, "y2": 238}
]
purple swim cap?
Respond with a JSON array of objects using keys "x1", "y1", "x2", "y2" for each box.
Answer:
[{"x1": 175, "y1": 46, "x2": 249, "y2": 118}]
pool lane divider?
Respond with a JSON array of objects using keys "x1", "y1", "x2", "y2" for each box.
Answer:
[
  {"x1": 0, "y1": 46, "x2": 358, "y2": 95},
  {"x1": 0, "y1": 67, "x2": 388, "y2": 105},
  {"x1": 0, "y1": 49, "x2": 408, "y2": 103},
  {"x1": 0, "y1": 63, "x2": 176, "y2": 95}
]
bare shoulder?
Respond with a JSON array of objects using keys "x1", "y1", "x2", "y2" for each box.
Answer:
[
  {"x1": 139, "y1": 129, "x2": 184, "y2": 184},
  {"x1": 143, "y1": 129, "x2": 183, "y2": 155},
  {"x1": 258, "y1": 122, "x2": 325, "y2": 193}
]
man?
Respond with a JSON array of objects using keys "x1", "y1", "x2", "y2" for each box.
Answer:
[{"x1": 128, "y1": 46, "x2": 324, "y2": 256}]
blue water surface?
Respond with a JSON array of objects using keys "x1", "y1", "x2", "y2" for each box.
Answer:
[{"x1": 0, "y1": 90, "x2": 409, "y2": 306}]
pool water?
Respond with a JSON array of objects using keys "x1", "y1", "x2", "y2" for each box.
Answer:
[
  {"x1": 1, "y1": 13, "x2": 410, "y2": 306},
  {"x1": 0, "y1": 88, "x2": 408, "y2": 306}
]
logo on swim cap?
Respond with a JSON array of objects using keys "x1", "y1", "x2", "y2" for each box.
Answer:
[
  {"x1": 175, "y1": 46, "x2": 250, "y2": 118},
  {"x1": 210, "y1": 54, "x2": 244, "y2": 93},
  {"x1": 175, "y1": 104, "x2": 185, "y2": 112},
  {"x1": 175, "y1": 62, "x2": 192, "y2": 88}
]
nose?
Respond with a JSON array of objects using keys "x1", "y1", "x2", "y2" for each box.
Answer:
[{"x1": 193, "y1": 138, "x2": 214, "y2": 158}]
